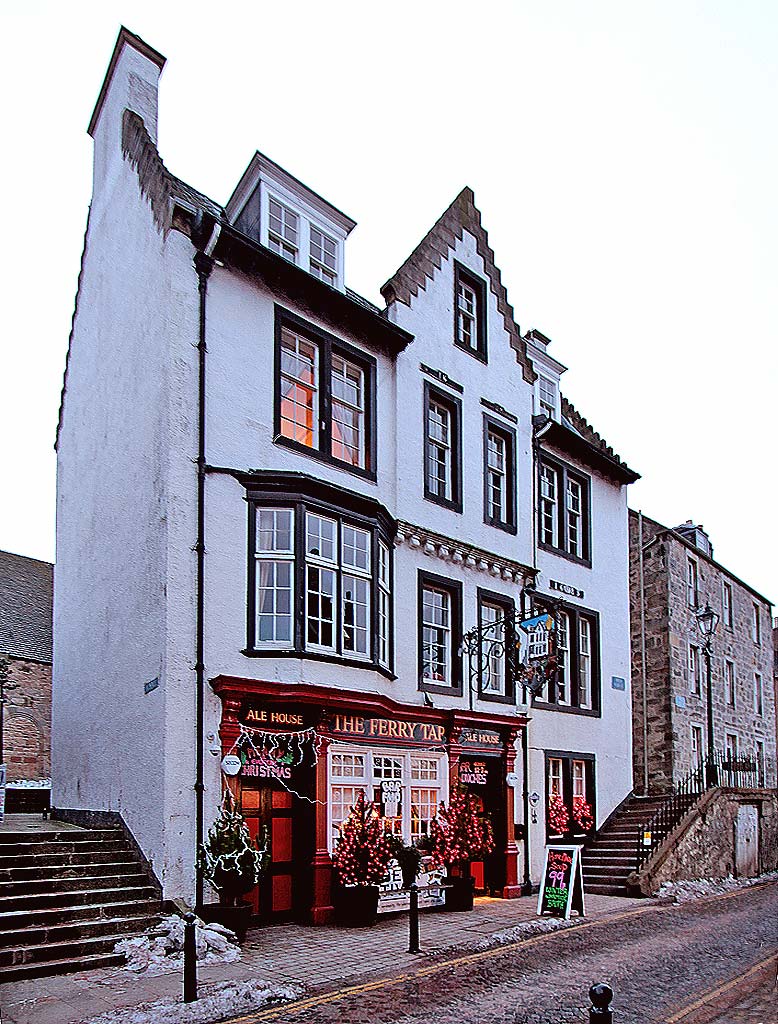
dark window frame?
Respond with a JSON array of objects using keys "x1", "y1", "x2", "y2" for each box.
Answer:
[
  {"x1": 453, "y1": 261, "x2": 488, "y2": 362},
  {"x1": 423, "y1": 381, "x2": 463, "y2": 513},
  {"x1": 245, "y1": 483, "x2": 394, "y2": 678},
  {"x1": 544, "y1": 750, "x2": 596, "y2": 840},
  {"x1": 274, "y1": 306, "x2": 377, "y2": 481},
  {"x1": 537, "y1": 454, "x2": 592, "y2": 566},
  {"x1": 418, "y1": 570, "x2": 463, "y2": 696},
  {"x1": 476, "y1": 587, "x2": 515, "y2": 705},
  {"x1": 531, "y1": 599, "x2": 601, "y2": 717},
  {"x1": 482, "y1": 414, "x2": 517, "y2": 534}
]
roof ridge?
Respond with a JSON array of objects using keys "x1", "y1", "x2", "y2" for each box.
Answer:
[{"x1": 380, "y1": 188, "x2": 535, "y2": 384}]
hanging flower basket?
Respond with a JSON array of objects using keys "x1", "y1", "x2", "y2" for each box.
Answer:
[
  {"x1": 572, "y1": 797, "x2": 594, "y2": 833},
  {"x1": 547, "y1": 794, "x2": 570, "y2": 836}
]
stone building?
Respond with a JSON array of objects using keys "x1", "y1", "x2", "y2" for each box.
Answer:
[
  {"x1": 52, "y1": 28, "x2": 639, "y2": 919},
  {"x1": 629, "y1": 511, "x2": 775, "y2": 795},
  {"x1": 0, "y1": 549, "x2": 53, "y2": 783}
]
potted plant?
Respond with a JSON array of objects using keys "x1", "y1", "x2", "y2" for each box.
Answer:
[
  {"x1": 332, "y1": 791, "x2": 394, "y2": 926},
  {"x1": 199, "y1": 789, "x2": 268, "y2": 940},
  {"x1": 547, "y1": 793, "x2": 570, "y2": 839},
  {"x1": 387, "y1": 834, "x2": 424, "y2": 889},
  {"x1": 430, "y1": 786, "x2": 494, "y2": 911}
]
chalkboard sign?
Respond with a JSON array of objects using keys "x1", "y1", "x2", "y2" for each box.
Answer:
[{"x1": 537, "y1": 845, "x2": 585, "y2": 920}]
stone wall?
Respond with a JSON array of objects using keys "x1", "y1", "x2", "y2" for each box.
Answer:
[
  {"x1": 3, "y1": 655, "x2": 51, "y2": 781},
  {"x1": 629, "y1": 512, "x2": 673, "y2": 793},
  {"x1": 635, "y1": 788, "x2": 778, "y2": 894},
  {"x1": 629, "y1": 511, "x2": 776, "y2": 794}
]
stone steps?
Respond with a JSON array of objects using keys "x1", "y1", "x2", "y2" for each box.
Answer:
[{"x1": 0, "y1": 824, "x2": 161, "y2": 982}]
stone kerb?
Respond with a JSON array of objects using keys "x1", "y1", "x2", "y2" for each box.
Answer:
[{"x1": 630, "y1": 787, "x2": 778, "y2": 896}]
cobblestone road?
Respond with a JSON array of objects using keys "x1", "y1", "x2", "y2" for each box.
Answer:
[{"x1": 234, "y1": 883, "x2": 777, "y2": 1024}]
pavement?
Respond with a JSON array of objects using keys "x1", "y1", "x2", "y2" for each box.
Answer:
[{"x1": 0, "y1": 891, "x2": 643, "y2": 1024}]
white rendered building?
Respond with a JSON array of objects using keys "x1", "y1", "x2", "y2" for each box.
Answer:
[{"x1": 53, "y1": 28, "x2": 639, "y2": 918}]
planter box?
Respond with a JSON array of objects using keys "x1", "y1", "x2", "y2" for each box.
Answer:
[
  {"x1": 444, "y1": 875, "x2": 474, "y2": 912},
  {"x1": 334, "y1": 885, "x2": 380, "y2": 927},
  {"x1": 199, "y1": 902, "x2": 252, "y2": 942}
]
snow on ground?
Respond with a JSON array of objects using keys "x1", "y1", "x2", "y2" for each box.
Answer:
[
  {"x1": 656, "y1": 869, "x2": 778, "y2": 903},
  {"x1": 116, "y1": 916, "x2": 241, "y2": 976},
  {"x1": 81, "y1": 978, "x2": 304, "y2": 1024},
  {"x1": 475, "y1": 915, "x2": 582, "y2": 949}
]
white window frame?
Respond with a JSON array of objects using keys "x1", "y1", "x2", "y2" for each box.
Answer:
[
  {"x1": 267, "y1": 195, "x2": 299, "y2": 263},
  {"x1": 254, "y1": 508, "x2": 295, "y2": 647},
  {"x1": 754, "y1": 672, "x2": 763, "y2": 716},
  {"x1": 566, "y1": 477, "x2": 582, "y2": 557},
  {"x1": 725, "y1": 732, "x2": 738, "y2": 760},
  {"x1": 421, "y1": 586, "x2": 451, "y2": 685},
  {"x1": 752, "y1": 603, "x2": 761, "y2": 644},
  {"x1": 330, "y1": 353, "x2": 365, "y2": 468},
  {"x1": 687, "y1": 559, "x2": 698, "y2": 609},
  {"x1": 688, "y1": 643, "x2": 701, "y2": 696},
  {"x1": 556, "y1": 611, "x2": 570, "y2": 705},
  {"x1": 456, "y1": 279, "x2": 478, "y2": 349},
  {"x1": 690, "y1": 725, "x2": 703, "y2": 766},
  {"x1": 309, "y1": 224, "x2": 339, "y2": 285},
  {"x1": 540, "y1": 464, "x2": 559, "y2": 547},
  {"x1": 305, "y1": 512, "x2": 338, "y2": 654},
  {"x1": 426, "y1": 400, "x2": 452, "y2": 501},
  {"x1": 486, "y1": 429, "x2": 507, "y2": 522},
  {"x1": 572, "y1": 759, "x2": 586, "y2": 800},
  {"x1": 377, "y1": 541, "x2": 391, "y2": 670},
  {"x1": 578, "y1": 617, "x2": 592, "y2": 709},
  {"x1": 279, "y1": 328, "x2": 319, "y2": 449},
  {"x1": 725, "y1": 660, "x2": 736, "y2": 708},
  {"x1": 538, "y1": 374, "x2": 557, "y2": 419},
  {"x1": 722, "y1": 581, "x2": 733, "y2": 627},
  {"x1": 328, "y1": 746, "x2": 447, "y2": 852},
  {"x1": 548, "y1": 757, "x2": 563, "y2": 798},
  {"x1": 479, "y1": 600, "x2": 506, "y2": 696},
  {"x1": 341, "y1": 524, "x2": 371, "y2": 660}
]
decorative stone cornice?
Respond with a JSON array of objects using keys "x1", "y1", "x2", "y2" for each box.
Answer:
[{"x1": 395, "y1": 521, "x2": 535, "y2": 585}]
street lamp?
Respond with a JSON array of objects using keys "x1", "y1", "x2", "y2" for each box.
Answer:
[{"x1": 696, "y1": 603, "x2": 719, "y2": 786}]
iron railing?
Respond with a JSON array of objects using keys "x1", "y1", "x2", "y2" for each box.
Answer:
[{"x1": 636, "y1": 752, "x2": 774, "y2": 870}]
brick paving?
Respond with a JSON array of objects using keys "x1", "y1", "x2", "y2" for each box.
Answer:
[
  {"x1": 0, "y1": 884, "x2": 775, "y2": 1024},
  {"x1": 0, "y1": 893, "x2": 638, "y2": 1024}
]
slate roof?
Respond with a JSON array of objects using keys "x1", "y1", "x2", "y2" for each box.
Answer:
[{"x1": 0, "y1": 551, "x2": 54, "y2": 663}]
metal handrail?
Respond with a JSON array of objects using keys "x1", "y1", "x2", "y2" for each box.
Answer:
[{"x1": 635, "y1": 751, "x2": 773, "y2": 870}]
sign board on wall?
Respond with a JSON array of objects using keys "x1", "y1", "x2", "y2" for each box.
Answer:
[
  {"x1": 331, "y1": 714, "x2": 445, "y2": 746},
  {"x1": 458, "y1": 728, "x2": 503, "y2": 753},
  {"x1": 458, "y1": 759, "x2": 489, "y2": 785},
  {"x1": 378, "y1": 859, "x2": 446, "y2": 913},
  {"x1": 537, "y1": 845, "x2": 585, "y2": 920}
]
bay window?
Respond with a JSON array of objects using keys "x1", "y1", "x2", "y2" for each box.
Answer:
[{"x1": 246, "y1": 480, "x2": 393, "y2": 672}]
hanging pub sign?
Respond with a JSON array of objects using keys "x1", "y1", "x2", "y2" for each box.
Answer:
[
  {"x1": 513, "y1": 613, "x2": 558, "y2": 696},
  {"x1": 458, "y1": 759, "x2": 489, "y2": 786},
  {"x1": 537, "y1": 845, "x2": 585, "y2": 920}
]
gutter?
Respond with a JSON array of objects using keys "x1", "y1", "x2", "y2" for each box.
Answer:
[{"x1": 193, "y1": 218, "x2": 220, "y2": 911}]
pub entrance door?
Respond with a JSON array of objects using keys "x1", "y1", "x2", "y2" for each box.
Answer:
[{"x1": 241, "y1": 781, "x2": 315, "y2": 922}]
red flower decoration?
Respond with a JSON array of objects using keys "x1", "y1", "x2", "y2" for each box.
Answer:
[
  {"x1": 572, "y1": 797, "x2": 594, "y2": 832},
  {"x1": 547, "y1": 793, "x2": 570, "y2": 834}
]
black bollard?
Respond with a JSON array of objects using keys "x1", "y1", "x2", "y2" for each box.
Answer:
[
  {"x1": 589, "y1": 982, "x2": 613, "y2": 1023},
  {"x1": 183, "y1": 912, "x2": 198, "y2": 1003},
  {"x1": 408, "y1": 883, "x2": 420, "y2": 953}
]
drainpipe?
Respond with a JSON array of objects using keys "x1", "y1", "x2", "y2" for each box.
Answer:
[
  {"x1": 193, "y1": 220, "x2": 220, "y2": 911},
  {"x1": 638, "y1": 510, "x2": 649, "y2": 796}
]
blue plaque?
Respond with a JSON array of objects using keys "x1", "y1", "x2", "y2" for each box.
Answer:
[
  {"x1": 144, "y1": 677, "x2": 159, "y2": 695},
  {"x1": 611, "y1": 676, "x2": 626, "y2": 691}
]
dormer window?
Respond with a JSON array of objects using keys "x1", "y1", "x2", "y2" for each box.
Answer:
[
  {"x1": 538, "y1": 374, "x2": 558, "y2": 419},
  {"x1": 268, "y1": 197, "x2": 299, "y2": 263},
  {"x1": 310, "y1": 226, "x2": 338, "y2": 286}
]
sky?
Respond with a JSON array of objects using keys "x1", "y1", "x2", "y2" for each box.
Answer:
[{"x1": 0, "y1": 1, "x2": 775, "y2": 604}]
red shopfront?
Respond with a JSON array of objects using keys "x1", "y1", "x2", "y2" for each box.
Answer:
[{"x1": 212, "y1": 677, "x2": 527, "y2": 924}]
